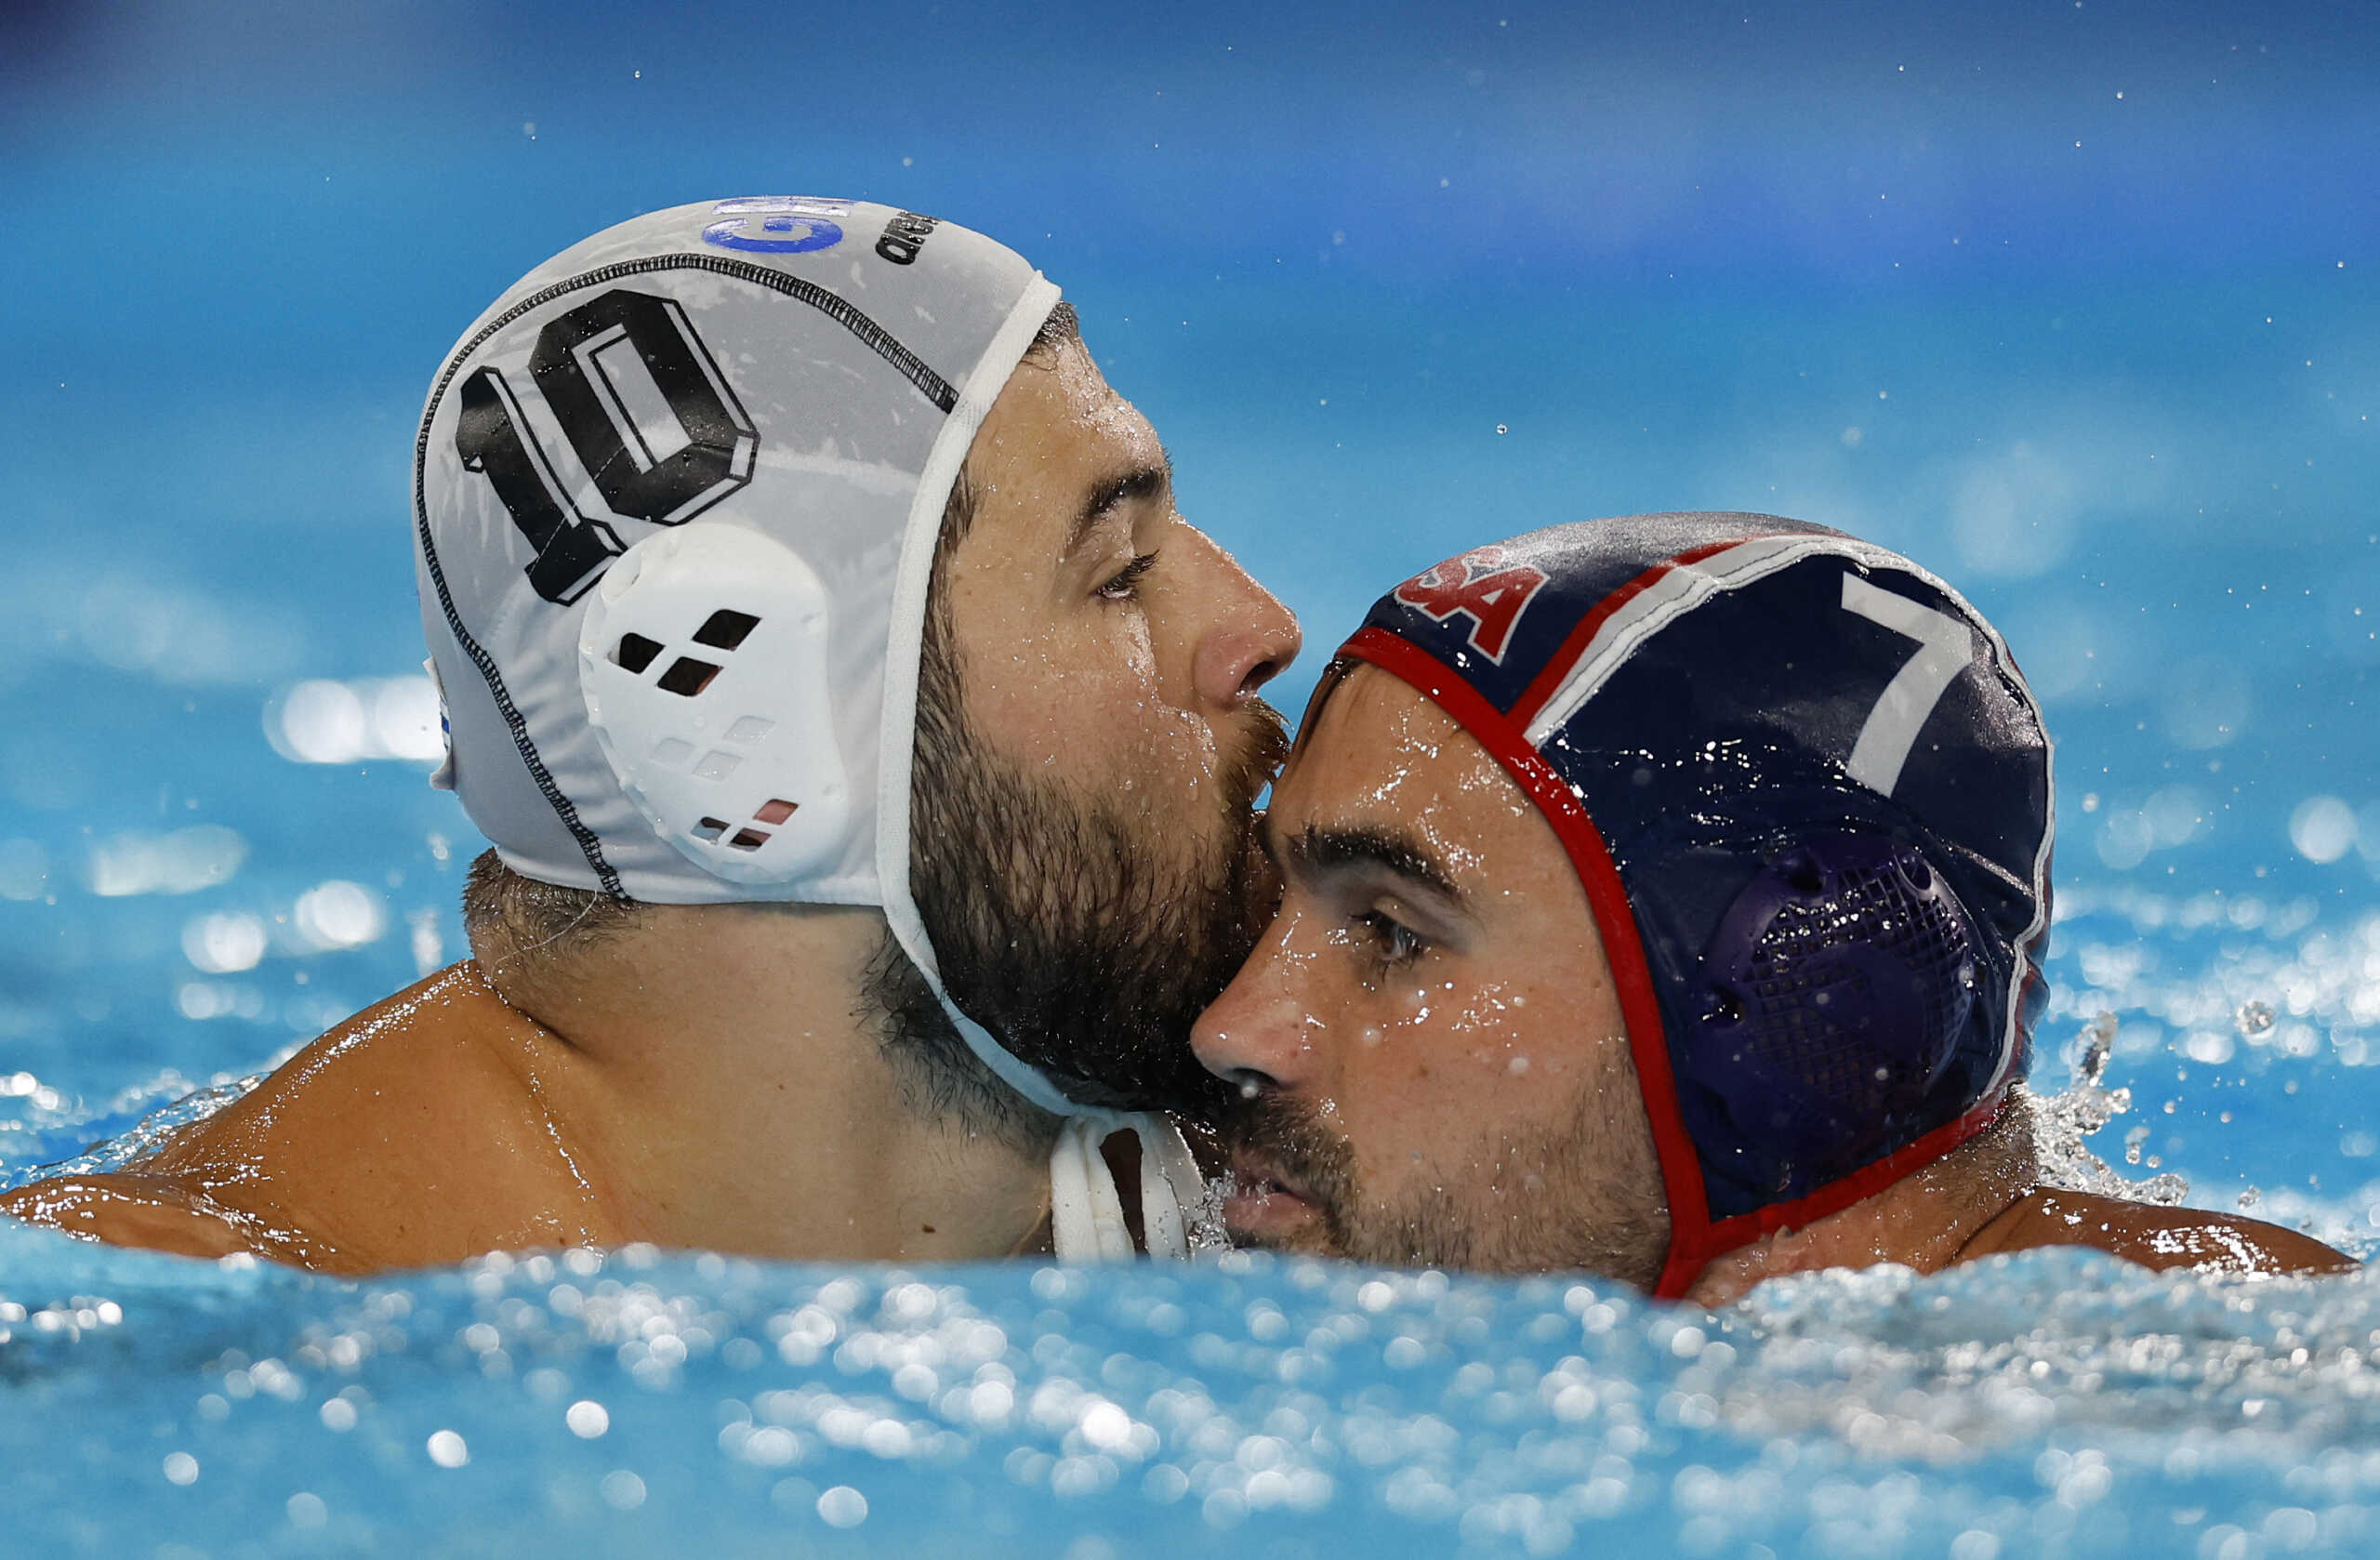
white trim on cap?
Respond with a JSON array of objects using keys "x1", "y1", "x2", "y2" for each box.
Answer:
[
  {"x1": 1522, "y1": 535, "x2": 1854, "y2": 745},
  {"x1": 874, "y1": 271, "x2": 1076, "y2": 1118},
  {"x1": 1957, "y1": 575, "x2": 2056, "y2": 1104}
]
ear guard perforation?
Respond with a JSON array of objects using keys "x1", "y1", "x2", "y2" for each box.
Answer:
[
  {"x1": 694, "y1": 610, "x2": 760, "y2": 650},
  {"x1": 612, "y1": 633, "x2": 664, "y2": 674},
  {"x1": 655, "y1": 656, "x2": 721, "y2": 696}
]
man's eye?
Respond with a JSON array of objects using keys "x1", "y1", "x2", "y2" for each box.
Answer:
[
  {"x1": 1354, "y1": 909, "x2": 1427, "y2": 968},
  {"x1": 1097, "y1": 552, "x2": 1158, "y2": 602}
]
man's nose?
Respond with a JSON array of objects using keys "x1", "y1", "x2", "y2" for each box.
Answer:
[
  {"x1": 1173, "y1": 523, "x2": 1302, "y2": 708},
  {"x1": 1192, "y1": 921, "x2": 1317, "y2": 1099}
]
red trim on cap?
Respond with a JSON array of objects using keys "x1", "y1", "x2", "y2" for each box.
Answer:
[
  {"x1": 1508, "y1": 539, "x2": 1747, "y2": 733},
  {"x1": 1340, "y1": 626, "x2": 1714, "y2": 1266}
]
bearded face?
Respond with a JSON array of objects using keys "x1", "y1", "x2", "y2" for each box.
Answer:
[
  {"x1": 910, "y1": 655, "x2": 1289, "y2": 1120},
  {"x1": 886, "y1": 323, "x2": 1301, "y2": 1140}
]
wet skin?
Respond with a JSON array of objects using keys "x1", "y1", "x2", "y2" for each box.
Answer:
[
  {"x1": 1196, "y1": 665, "x2": 2359, "y2": 1293},
  {"x1": 947, "y1": 337, "x2": 1298, "y2": 857},
  {"x1": 1194, "y1": 665, "x2": 1663, "y2": 1273},
  {"x1": 1683, "y1": 1148, "x2": 2359, "y2": 1307},
  {"x1": 0, "y1": 332, "x2": 1300, "y2": 1274},
  {"x1": 0, "y1": 966, "x2": 609, "y2": 1274}
]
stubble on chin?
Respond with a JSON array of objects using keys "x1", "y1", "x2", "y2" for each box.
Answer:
[{"x1": 1218, "y1": 1082, "x2": 1673, "y2": 1285}]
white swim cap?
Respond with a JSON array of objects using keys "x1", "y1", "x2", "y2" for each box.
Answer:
[{"x1": 414, "y1": 198, "x2": 1200, "y2": 1257}]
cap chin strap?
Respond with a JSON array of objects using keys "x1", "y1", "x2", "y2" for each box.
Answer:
[
  {"x1": 943, "y1": 1001, "x2": 1204, "y2": 1262},
  {"x1": 1049, "y1": 1115, "x2": 1206, "y2": 1262}
]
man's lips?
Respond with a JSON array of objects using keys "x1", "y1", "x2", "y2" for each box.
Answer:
[{"x1": 1221, "y1": 1153, "x2": 1322, "y2": 1237}]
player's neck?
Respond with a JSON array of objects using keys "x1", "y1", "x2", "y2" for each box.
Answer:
[
  {"x1": 1681, "y1": 1105, "x2": 2038, "y2": 1307},
  {"x1": 493, "y1": 904, "x2": 1053, "y2": 1263}
]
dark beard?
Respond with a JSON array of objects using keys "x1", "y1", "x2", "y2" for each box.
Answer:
[
  {"x1": 1216, "y1": 1085, "x2": 1673, "y2": 1286},
  {"x1": 904, "y1": 651, "x2": 1290, "y2": 1124},
  {"x1": 1217, "y1": 1091, "x2": 1363, "y2": 1249}
]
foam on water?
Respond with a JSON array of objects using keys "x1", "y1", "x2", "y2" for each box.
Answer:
[{"x1": 7, "y1": 1219, "x2": 2380, "y2": 1559}]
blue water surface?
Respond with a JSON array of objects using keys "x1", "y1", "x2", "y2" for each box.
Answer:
[{"x1": 3, "y1": 2, "x2": 2378, "y2": 1554}]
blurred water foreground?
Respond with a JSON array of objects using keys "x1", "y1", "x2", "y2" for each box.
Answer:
[{"x1": 4, "y1": 1186, "x2": 2380, "y2": 1557}]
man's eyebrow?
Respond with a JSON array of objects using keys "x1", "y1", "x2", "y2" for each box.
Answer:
[
  {"x1": 1064, "y1": 454, "x2": 1172, "y2": 560},
  {"x1": 1281, "y1": 822, "x2": 1465, "y2": 907}
]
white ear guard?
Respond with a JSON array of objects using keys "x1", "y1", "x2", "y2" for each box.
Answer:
[{"x1": 578, "y1": 524, "x2": 852, "y2": 885}]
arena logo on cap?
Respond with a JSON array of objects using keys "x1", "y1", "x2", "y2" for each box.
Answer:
[
  {"x1": 1393, "y1": 547, "x2": 1551, "y2": 663},
  {"x1": 874, "y1": 210, "x2": 940, "y2": 266},
  {"x1": 701, "y1": 197, "x2": 850, "y2": 255}
]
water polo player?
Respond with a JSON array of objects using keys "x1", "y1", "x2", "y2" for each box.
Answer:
[
  {"x1": 1196, "y1": 511, "x2": 2351, "y2": 1302},
  {"x1": 3, "y1": 198, "x2": 1298, "y2": 1272}
]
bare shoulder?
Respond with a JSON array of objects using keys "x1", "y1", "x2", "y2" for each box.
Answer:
[
  {"x1": 1979, "y1": 1187, "x2": 2360, "y2": 1277},
  {"x1": 0, "y1": 1172, "x2": 254, "y2": 1261},
  {"x1": 142, "y1": 962, "x2": 510, "y2": 1178},
  {"x1": 0, "y1": 962, "x2": 575, "y2": 1273}
]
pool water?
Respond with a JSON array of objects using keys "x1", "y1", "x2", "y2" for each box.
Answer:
[
  {"x1": 4, "y1": 2, "x2": 2379, "y2": 1554},
  {"x1": 10, "y1": 905, "x2": 2380, "y2": 1558}
]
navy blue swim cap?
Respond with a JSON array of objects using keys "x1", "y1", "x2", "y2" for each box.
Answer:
[{"x1": 1339, "y1": 512, "x2": 2053, "y2": 1298}]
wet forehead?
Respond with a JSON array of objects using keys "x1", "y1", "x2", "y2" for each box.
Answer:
[
  {"x1": 968, "y1": 343, "x2": 1165, "y2": 545},
  {"x1": 1276, "y1": 667, "x2": 1553, "y2": 887}
]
